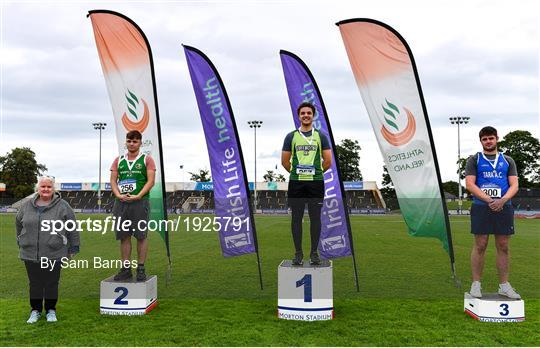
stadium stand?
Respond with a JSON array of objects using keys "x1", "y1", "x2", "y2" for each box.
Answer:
[
  {"x1": 345, "y1": 190, "x2": 380, "y2": 209},
  {"x1": 512, "y1": 188, "x2": 540, "y2": 210},
  {"x1": 6, "y1": 182, "x2": 540, "y2": 218},
  {"x1": 4, "y1": 181, "x2": 385, "y2": 214}
]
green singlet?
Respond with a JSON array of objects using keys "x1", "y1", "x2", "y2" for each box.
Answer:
[
  {"x1": 117, "y1": 153, "x2": 149, "y2": 198},
  {"x1": 290, "y1": 129, "x2": 323, "y2": 181}
]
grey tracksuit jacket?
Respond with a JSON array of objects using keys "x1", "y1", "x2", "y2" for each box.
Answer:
[{"x1": 16, "y1": 192, "x2": 80, "y2": 261}]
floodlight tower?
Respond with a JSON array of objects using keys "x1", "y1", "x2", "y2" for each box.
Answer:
[
  {"x1": 449, "y1": 116, "x2": 470, "y2": 214},
  {"x1": 93, "y1": 122, "x2": 107, "y2": 213},
  {"x1": 248, "y1": 120, "x2": 263, "y2": 211}
]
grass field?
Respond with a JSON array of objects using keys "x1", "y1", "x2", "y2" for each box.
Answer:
[{"x1": 1, "y1": 213, "x2": 539, "y2": 346}]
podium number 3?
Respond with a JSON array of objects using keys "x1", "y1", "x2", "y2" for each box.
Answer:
[
  {"x1": 114, "y1": 287, "x2": 129, "y2": 305},
  {"x1": 499, "y1": 303, "x2": 509, "y2": 316},
  {"x1": 296, "y1": 274, "x2": 312, "y2": 302}
]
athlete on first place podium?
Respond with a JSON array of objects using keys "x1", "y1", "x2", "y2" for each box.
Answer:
[
  {"x1": 281, "y1": 102, "x2": 332, "y2": 266},
  {"x1": 465, "y1": 126, "x2": 521, "y2": 300}
]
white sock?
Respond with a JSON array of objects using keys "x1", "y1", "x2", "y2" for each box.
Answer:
[{"x1": 499, "y1": 282, "x2": 511, "y2": 290}]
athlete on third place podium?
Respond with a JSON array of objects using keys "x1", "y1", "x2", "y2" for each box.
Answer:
[{"x1": 465, "y1": 126, "x2": 521, "y2": 299}]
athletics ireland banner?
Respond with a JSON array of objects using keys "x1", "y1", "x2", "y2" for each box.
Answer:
[
  {"x1": 183, "y1": 46, "x2": 261, "y2": 263},
  {"x1": 337, "y1": 19, "x2": 456, "y2": 273},
  {"x1": 88, "y1": 10, "x2": 171, "y2": 261},
  {"x1": 280, "y1": 50, "x2": 355, "y2": 260}
]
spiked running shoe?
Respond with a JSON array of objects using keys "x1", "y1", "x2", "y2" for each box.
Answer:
[
  {"x1": 292, "y1": 252, "x2": 303, "y2": 266},
  {"x1": 310, "y1": 252, "x2": 321, "y2": 266},
  {"x1": 136, "y1": 267, "x2": 147, "y2": 282},
  {"x1": 114, "y1": 267, "x2": 133, "y2": 281}
]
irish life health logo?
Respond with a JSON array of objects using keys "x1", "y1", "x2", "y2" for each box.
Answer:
[
  {"x1": 121, "y1": 89, "x2": 150, "y2": 133},
  {"x1": 380, "y1": 99, "x2": 416, "y2": 146}
]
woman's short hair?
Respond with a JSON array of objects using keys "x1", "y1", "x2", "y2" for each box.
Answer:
[{"x1": 37, "y1": 175, "x2": 56, "y2": 191}]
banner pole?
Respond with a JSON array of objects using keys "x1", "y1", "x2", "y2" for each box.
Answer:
[{"x1": 253, "y1": 214, "x2": 264, "y2": 290}]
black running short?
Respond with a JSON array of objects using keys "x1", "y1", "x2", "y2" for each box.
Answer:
[
  {"x1": 287, "y1": 180, "x2": 324, "y2": 206},
  {"x1": 112, "y1": 199, "x2": 150, "y2": 240}
]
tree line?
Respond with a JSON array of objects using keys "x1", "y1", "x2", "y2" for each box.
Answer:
[{"x1": 1, "y1": 130, "x2": 538, "y2": 201}]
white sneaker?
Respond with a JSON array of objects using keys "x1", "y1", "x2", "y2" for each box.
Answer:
[
  {"x1": 470, "y1": 281, "x2": 482, "y2": 298},
  {"x1": 26, "y1": 310, "x2": 41, "y2": 324},
  {"x1": 46, "y1": 310, "x2": 58, "y2": 322},
  {"x1": 498, "y1": 283, "x2": 521, "y2": 299}
]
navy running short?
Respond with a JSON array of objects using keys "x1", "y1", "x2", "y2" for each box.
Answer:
[{"x1": 470, "y1": 203, "x2": 514, "y2": 235}]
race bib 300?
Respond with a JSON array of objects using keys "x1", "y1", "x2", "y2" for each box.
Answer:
[{"x1": 481, "y1": 184, "x2": 502, "y2": 198}]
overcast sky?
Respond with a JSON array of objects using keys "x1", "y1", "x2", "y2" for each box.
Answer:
[{"x1": 1, "y1": 0, "x2": 539, "y2": 187}]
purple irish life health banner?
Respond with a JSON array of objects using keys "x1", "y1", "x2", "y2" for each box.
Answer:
[
  {"x1": 280, "y1": 50, "x2": 354, "y2": 259},
  {"x1": 184, "y1": 45, "x2": 256, "y2": 257}
]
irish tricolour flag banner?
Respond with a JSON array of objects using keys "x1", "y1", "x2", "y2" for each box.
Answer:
[
  {"x1": 337, "y1": 19, "x2": 456, "y2": 274},
  {"x1": 88, "y1": 10, "x2": 171, "y2": 261}
]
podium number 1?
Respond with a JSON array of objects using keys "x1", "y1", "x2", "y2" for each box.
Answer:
[
  {"x1": 114, "y1": 287, "x2": 129, "y2": 305},
  {"x1": 296, "y1": 274, "x2": 312, "y2": 302}
]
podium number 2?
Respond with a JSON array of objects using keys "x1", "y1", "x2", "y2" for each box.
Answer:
[
  {"x1": 114, "y1": 287, "x2": 129, "y2": 305},
  {"x1": 296, "y1": 274, "x2": 312, "y2": 302},
  {"x1": 499, "y1": 303, "x2": 509, "y2": 316}
]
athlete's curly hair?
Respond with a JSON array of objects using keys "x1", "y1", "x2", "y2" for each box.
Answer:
[{"x1": 296, "y1": 102, "x2": 316, "y2": 116}]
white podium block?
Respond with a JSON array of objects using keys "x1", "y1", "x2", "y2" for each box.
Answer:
[
  {"x1": 100, "y1": 275, "x2": 157, "y2": 315},
  {"x1": 278, "y1": 260, "x2": 333, "y2": 321},
  {"x1": 464, "y1": 293, "x2": 525, "y2": 322}
]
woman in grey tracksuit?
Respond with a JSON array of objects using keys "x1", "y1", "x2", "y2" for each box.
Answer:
[{"x1": 16, "y1": 176, "x2": 80, "y2": 323}]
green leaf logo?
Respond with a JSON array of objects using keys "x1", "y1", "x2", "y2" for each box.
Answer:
[
  {"x1": 126, "y1": 90, "x2": 140, "y2": 120},
  {"x1": 382, "y1": 98, "x2": 399, "y2": 131}
]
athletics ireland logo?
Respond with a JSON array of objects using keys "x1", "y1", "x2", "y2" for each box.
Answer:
[
  {"x1": 121, "y1": 89, "x2": 150, "y2": 133},
  {"x1": 380, "y1": 99, "x2": 416, "y2": 146}
]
